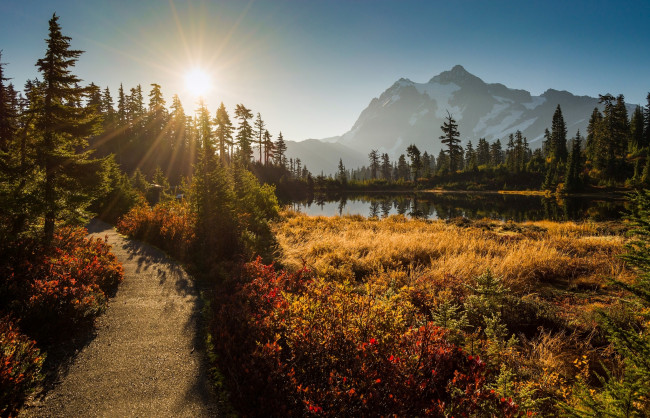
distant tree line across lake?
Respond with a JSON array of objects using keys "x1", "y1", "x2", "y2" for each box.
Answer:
[{"x1": 335, "y1": 95, "x2": 650, "y2": 193}]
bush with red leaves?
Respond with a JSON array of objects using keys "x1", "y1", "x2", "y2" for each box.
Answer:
[{"x1": 210, "y1": 258, "x2": 519, "y2": 417}]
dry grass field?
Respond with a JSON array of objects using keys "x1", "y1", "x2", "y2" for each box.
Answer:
[{"x1": 269, "y1": 211, "x2": 638, "y2": 413}]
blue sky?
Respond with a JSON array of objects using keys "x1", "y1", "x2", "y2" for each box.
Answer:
[{"x1": 1, "y1": 0, "x2": 648, "y2": 141}]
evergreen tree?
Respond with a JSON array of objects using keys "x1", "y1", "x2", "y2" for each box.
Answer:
[
  {"x1": 550, "y1": 104, "x2": 568, "y2": 162},
  {"x1": 406, "y1": 144, "x2": 422, "y2": 180},
  {"x1": 368, "y1": 149, "x2": 379, "y2": 180},
  {"x1": 196, "y1": 99, "x2": 213, "y2": 157},
  {"x1": 101, "y1": 86, "x2": 114, "y2": 124},
  {"x1": 214, "y1": 102, "x2": 233, "y2": 163},
  {"x1": 437, "y1": 149, "x2": 448, "y2": 173},
  {"x1": 337, "y1": 158, "x2": 347, "y2": 184},
  {"x1": 253, "y1": 112, "x2": 265, "y2": 163},
  {"x1": 380, "y1": 153, "x2": 391, "y2": 180},
  {"x1": 629, "y1": 105, "x2": 645, "y2": 152},
  {"x1": 131, "y1": 168, "x2": 149, "y2": 194},
  {"x1": 273, "y1": 131, "x2": 287, "y2": 167},
  {"x1": 477, "y1": 138, "x2": 490, "y2": 166},
  {"x1": 644, "y1": 93, "x2": 650, "y2": 150},
  {"x1": 421, "y1": 151, "x2": 431, "y2": 177},
  {"x1": 439, "y1": 111, "x2": 463, "y2": 172},
  {"x1": 396, "y1": 154, "x2": 410, "y2": 180},
  {"x1": 464, "y1": 140, "x2": 474, "y2": 170},
  {"x1": 235, "y1": 104, "x2": 253, "y2": 165},
  {"x1": 262, "y1": 129, "x2": 274, "y2": 165},
  {"x1": 585, "y1": 107, "x2": 603, "y2": 165},
  {"x1": 0, "y1": 51, "x2": 16, "y2": 152},
  {"x1": 564, "y1": 131, "x2": 583, "y2": 192},
  {"x1": 490, "y1": 139, "x2": 503, "y2": 166},
  {"x1": 505, "y1": 134, "x2": 516, "y2": 171},
  {"x1": 35, "y1": 14, "x2": 103, "y2": 243},
  {"x1": 147, "y1": 83, "x2": 167, "y2": 139},
  {"x1": 117, "y1": 83, "x2": 127, "y2": 127}
]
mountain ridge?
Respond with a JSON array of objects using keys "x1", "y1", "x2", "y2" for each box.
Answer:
[{"x1": 286, "y1": 66, "x2": 636, "y2": 175}]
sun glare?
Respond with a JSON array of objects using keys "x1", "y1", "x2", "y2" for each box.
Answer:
[{"x1": 184, "y1": 68, "x2": 213, "y2": 97}]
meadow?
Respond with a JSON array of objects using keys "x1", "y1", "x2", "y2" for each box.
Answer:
[
  {"x1": 250, "y1": 211, "x2": 637, "y2": 415},
  {"x1": 116, "y1": 199, "x2": 646, "y2": 415}
]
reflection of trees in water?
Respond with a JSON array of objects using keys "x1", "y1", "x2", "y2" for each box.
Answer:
[
  {"x1": 380, "y1": 201, "x2": 392, "y2": 218},
  {"x1": 338, "y1": 196, "x2": 348, "y2": 216},
  {"x1": 369, "y1": 201, "x2": 380, "y2": 218},
  {"x1": 291, "y1": 192, "x2": 625, "y2": 221}
]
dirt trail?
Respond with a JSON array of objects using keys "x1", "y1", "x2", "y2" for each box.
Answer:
[{"x1": 21, "y1": 219, "x2": 219, "y2": 417}]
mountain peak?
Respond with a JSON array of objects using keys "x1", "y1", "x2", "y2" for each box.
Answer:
[{"x1": 429, "y1": 65, "x2": 484, "y2": 86}]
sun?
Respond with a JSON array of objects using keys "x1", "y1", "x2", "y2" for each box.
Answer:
[{"x1": 184, "y1": 68, "x2": 213, "y2": 97}]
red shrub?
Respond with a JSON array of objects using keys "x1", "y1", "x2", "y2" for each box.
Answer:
[
  {"x1": 0, "y1": 226, "x2": 123, "y2": 342},
  {"x1": 0, "y1": 317, "x2": 44, "y2": 416},
  {"x1": 117, "y1": 201, "x2": 195, "y2": 261},
  {"x1": 210, "y1": 258, "x2": 519, "y2": 416}
]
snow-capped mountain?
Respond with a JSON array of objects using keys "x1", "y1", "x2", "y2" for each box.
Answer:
[
  {"x1": 290, "y1": 65, "x2": 636, "y2": 174},
  {"x1": 337, "y1": 65, "x2": 635, "y2": 157}
]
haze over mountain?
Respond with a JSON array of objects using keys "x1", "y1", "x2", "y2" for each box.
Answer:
[{"x1": 287, "y1": 65, "x2": 636, "y2": 175}]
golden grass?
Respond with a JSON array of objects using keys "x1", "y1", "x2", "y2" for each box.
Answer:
[{"x1": 274, "y1": 211, "x2": 631, "y2": 295}]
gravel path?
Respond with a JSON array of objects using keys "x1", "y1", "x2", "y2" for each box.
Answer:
[{"x1": 21, "y1": 219, "x2": 219, "y2": 417}]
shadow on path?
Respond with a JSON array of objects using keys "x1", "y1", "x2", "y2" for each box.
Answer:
[{"x1": 20, "y1": 219, "x2": 219, "y2": 417}]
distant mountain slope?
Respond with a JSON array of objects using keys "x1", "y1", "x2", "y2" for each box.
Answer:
[
  {"x1": 285, "y1": 139, "x2": 367, "y2": 176},
  {"x1": 291, "y1": 65, "x2": 636, "y2": 174},
  {"x1": 336, "y1": 65, "x2": 635, "y2": 157}
]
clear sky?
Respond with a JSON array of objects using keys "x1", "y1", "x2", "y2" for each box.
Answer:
[{"x1": 1, "y1": 0, "x2": 648, "y2": 142}]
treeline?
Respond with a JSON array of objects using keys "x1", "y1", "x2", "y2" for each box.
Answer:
[
  {"x1": 85, "y1": 82, "x2": 313, "y2": 187},
  {"x1": 341, "y1": 95, "x2": 650, "y2": 192}
]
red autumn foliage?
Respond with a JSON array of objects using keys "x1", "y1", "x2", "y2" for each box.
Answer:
[
  {"x1": 0, "y1": 226, "x2": 123, "y2": 342},
  {"x1": 116, "y1": 200, "x2": 195, "y2": 261},
  {"x1": 0, "y1": 317, "x2": 44, "y2": 415},
  {"x1": 210, "y1": 258, "x2": 519, "y2": 417}
]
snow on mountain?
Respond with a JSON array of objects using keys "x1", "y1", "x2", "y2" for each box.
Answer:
[
  {"x1": 332, "y1": 65, "x2": 636, "y2": 158},
  {"x1": 290, "y1": 65, "x2": 636, "y2": 174}
]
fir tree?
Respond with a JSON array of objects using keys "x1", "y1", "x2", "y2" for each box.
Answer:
[
  {"x1": 406, "y1": 144, "x2": 422, "y2": 180},
  {"x1": 253, "y1": 112, "x2": 265, "y2": 163},
  {"x1": 273, "y1": 131, "x2": 287, "y2": 167},
  {"x1": 564, "y1": 131, "x2": 583, "y2": 192},
  {"x1": 35, "y1": 14, "x2": 103, "y2": 243},
  {"x1": 0, "y1": 51, "x2": 16, "y2": 152},
  {"x1": 629, "y1": 105, "x2": 645, "y2": 152},
  {"x1": 550, "y1": 104, "x2": 568, "y2": 162},
  {"x1": 235, "y1": 104, "x2": 253, "y2": 165},
  {"x1": 439, "y1": 111, "x2": 462, "y2": 172},
  {"x1": 214, "y1": 102, "x2": 233, "y2": 163},
  {"x1": 380, "y1": 153, "x2": 391, "y2": 180},
  {"x1": 368, "y1": 149, "x2": 379, "y2": 180},
  {"x1": 476, "y1": 138, "x2": 490, "y2": 166},
  {"x1": 490, "y1": 139, "x2": 503, "y2": 166},
  {"x1": 147, "y1": 83, "x2": 167, "y2": 138},
  {"x1": 421, "y1": 151, "x2": 431, "y2": 177},
  {"x1": 337, "y1": 158, "x2": 347, "y2": 184},
  {"x1": 262, "y1": 129, "x2": 274, "y2": 165},
  {"x1": 644, "y1": 93, "x2": 650, "y2": 150},
  {"x1": 397, "y1": 154, "x2": 410, "y2": 181}
]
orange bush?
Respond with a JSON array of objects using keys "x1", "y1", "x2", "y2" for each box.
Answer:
[{"x1": 117, "y1": 200, "x2": 195, "y2": 261}]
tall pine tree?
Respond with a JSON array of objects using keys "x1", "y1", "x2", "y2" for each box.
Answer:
[
  {"x1": 439, "y1": 111, "x2": 462, "y2": 172},
  {"x1": 35, "y1": 14, "x2": 103, "y2": 243}
]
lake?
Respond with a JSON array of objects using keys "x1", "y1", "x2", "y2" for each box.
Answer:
[{"x1": 288, "y1": 192, "x2": 629, "y2": 222}]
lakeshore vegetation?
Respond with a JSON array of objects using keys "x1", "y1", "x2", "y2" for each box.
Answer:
[{"x1": 2, "y1": 14, "x2": 650, "y2": 417}]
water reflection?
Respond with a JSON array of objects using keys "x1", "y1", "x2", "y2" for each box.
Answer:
[{"x1": 289, "y1": 193, "x2": 627, "y2": 222}]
